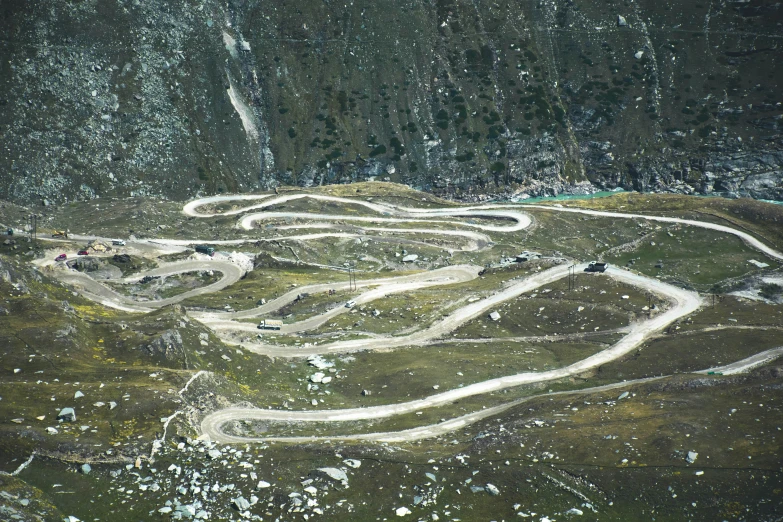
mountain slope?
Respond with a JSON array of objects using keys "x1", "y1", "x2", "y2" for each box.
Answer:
[{"x1": 1, "y1": 0, "x2": 781, "y2": 203}]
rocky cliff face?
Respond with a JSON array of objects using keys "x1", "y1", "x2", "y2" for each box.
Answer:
[{"x1": 1, "y1": 0, "x2": 781, "y2": 204}]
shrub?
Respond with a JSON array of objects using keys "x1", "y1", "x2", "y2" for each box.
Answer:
[
  {"x1": 760, "y1": 283, "x2": 782, "y2": 300},
  {"x1": 369, "y1": 144, "x2": 387, "y2": 157}
]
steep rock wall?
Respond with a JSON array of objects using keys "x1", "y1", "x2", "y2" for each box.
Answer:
[{"x1": 0, "y1": 0, "x2": 781, "y2": 203}]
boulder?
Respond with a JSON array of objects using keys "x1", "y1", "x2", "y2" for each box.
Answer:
[
  {"x1": 57, "y1": 407, "x2": 76, "y2": 422},
  {"x1": 316, "y1": 467, "x2": 348, "y2": 483},
  {"x1": 208, "y1": 449, "x2": 222, "y2": 460},
  {"x1": 233, "y1": 497, "x2": 250, "y2": 511}
]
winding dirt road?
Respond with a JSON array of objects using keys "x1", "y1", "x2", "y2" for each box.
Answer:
[
  {"x1": 523, "y1": 204, "x2": 783, "y2": 261},
  {"x1": 54, "y1": 260, "x2": 243, "y2": 313},
  {"x1": 192, "y1": 264, "x2": 480, "y2": 334},
  {"x1": 35, "y1": 191, "x2": 783, "y2": 443},
  {"x1": 199, "y1": 263, "x2": 702, "y2": 440}
]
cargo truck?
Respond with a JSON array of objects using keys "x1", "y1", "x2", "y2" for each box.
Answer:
[{"x1": 195, "y1": 245, "x2": 215, "y2": 256}]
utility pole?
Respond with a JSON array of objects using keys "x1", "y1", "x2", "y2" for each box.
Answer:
[
  {"x1": 568, "y1": 265, "x2": 577, "y2": 292},
  {"x1": 348, "y1": 266, "x2": 356, "y2": 291},
  {"x1": 27, "y1": 214, "x2": 38, "y2": 243}
]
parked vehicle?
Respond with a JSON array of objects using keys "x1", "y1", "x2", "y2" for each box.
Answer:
[
  {"x1": 112, "y1": 239, "x2": 126, "y2": 246},
  {"x1": 345, "y1": 300, "x2": 356, "y2": 308},
  {"x1": 195, "y1": 245, "x2": 215, "y2": 256},
  {"x1": 585, "y1": 261, "x2": 609, "y2": 273},
  {"x1": 52, "y1": 230, "x2": 68, "y2": 238},
  {"x1": 55, "y1": 254, "x2": 67, "y2": 261},
  {"x1": 77, "y1": 250, "x2": 89, "y2": 256}
]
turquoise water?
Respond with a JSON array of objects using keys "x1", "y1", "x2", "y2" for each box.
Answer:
[
  {"x1": 511, "y1": 190, "x2": 783, "y2": 206},
  {"x1": 513, "y1": 189, "x2": 626, "y2": 204}
]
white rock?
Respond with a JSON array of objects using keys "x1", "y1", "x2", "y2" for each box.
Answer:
[
  {"x1": 257, "y1": 481, "x2": 271, "y2": 489},
  {"x1": 343, "y1": 459, "x2": 361, "y2": 469},
  {"x1": 485, "y1": 483, "x2": 500, "y2": 496},
  {"x1": 307, "y1": 355, "x2": 334, "y2": 370},
  {"x1": 317, "y1": 467, "x2": 348, "y2": 482},
  {"x1": 634, "y1": 51, "x2": 644, "y2": 60},
  {"x1": 208, "y1": 449, "x2": 222, "y2": 459},
  {"x1": 617, "y1": 15, "x2": 627, "y2": 27},
  {"x1": 310, "y1": 372, "x2": 325, "y2": 383},
  {"x1": 395, "y1": 506, "x2": 411, "y2": 516},
  {"x1": 489, "y1": 311, "x2": 501, "y2": 321},
  {"x1": 233, "y1": 497, "x2": 250, "y2": 511},
  {"x1": 686, "y1": 451, "x2": 698, "y2": 464}
]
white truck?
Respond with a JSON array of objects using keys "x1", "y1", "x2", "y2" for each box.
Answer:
[
  {"x1": 585, "y1": 261, "x2": 609, "y2": 273},
  {"x1": 257, "y1": 319, "x2": 283, "y2": 330}
]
